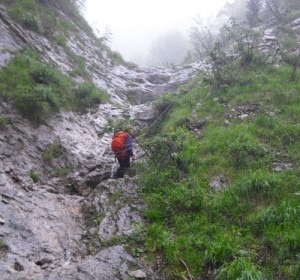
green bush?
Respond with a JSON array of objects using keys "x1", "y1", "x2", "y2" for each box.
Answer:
[
  {"x1": 29, "y1": 170, "x2": 40, "y2": 182},
  {"x1": 72, "y1": 82, "x2": 109, "y2": 111},
  {"x1": 8, "y1": 0, "x2": 42, "y2": 33},
  {"x1": 14, "y1": 84, "x2": 58, "y2": 122},
  {"x1": 0, "y1": 51, "x2": 108, "y2": 122},
  {"x1": 29, "y1": 63, "x2": 63, "y2": 87},
  {"x1": 43, "y1": 139, "x2": 64, "y2": 162},
  {"x1": 153, "y1": 94, "x2": 175, "y2": 115}
]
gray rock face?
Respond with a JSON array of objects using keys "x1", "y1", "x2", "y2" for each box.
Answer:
[
  {"x1": 48, "y1": 246, "x2": 137, "y2": 280},
  {"x1": 1, "y1": 3, "x2": 297, "y2": 279},
  {"x1": 0, "y1": 3, "x2": 201, "y2": 278},
  {"x1": 0, "y1": 100, "x2": 156, "y2": 279}
]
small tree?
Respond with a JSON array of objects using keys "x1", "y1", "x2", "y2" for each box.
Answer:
[
  {"x1": 206, "y1": 19, "x2": 263, "y2": 88},
  {"x1": 190, "y1": 16, "x2": 217, "y2": 60},
  {"x1": 246, "y1": 0, "x2": 262, "y2": 27}
]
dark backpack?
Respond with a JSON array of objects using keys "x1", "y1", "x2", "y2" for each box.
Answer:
[{"x1": 111, "y1": 131, "x2": 128, "y2": 159}]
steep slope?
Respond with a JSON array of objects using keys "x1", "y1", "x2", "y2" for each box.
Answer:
[{"x1": 0, "y1": 2, "x2": 201, "y2": 279}]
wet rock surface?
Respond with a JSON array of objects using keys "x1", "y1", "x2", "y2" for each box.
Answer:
[
  {"x1": 1, "y1": 3, "x2": 298, "y2": 279},
  {"x1": 0, "y1": 100, "x2": 157, "y2": 279},
  {"x1": 0, "y1": 3, "x2": 202, "y2": 278}
]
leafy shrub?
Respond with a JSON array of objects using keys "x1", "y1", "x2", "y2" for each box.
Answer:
[
  {"x1": 43, "y1": 139, "x2": 64, "y2": 162},
  {"x1": 72, "y1": 82, "x2": 109, "y2": 111},
  {"x1": 29, "y1": 170, "x2": 40, "y2": 182},
  {"x1": 8, "y1": 0, "x2": 42, "y2": 33},
  {"x1": 142, "y1": 130, "x2": 187, "y2": 168},
  {"x1": 69, "y1": 53, "x2": 90, "y2": 79},
  {"x1": 282, "y1": 53, "x2": 300, "y2": 82},
  {"x1": 0, "y1": 51, "x2": 108, "y2": 122},
  {"x1": 105, "y1": 118, "x2": 135, "y2": 134},
  {"x1": 53, "y1": 33, "x2": 67, "y2": 47},
  {"x1": 205, "y1": 19, "x2": 266, "y2": 89},
  {"x1": 153, "y1": 94, "x2": 175, "y2": 115},
  {"x1": 14, "y1": 84, "x2": 58, "y2": 122},
  {"x1": 29, "y1": 63, "x2": 63, "y2": 87},
  {"x1": 283, "y1": 34, "x2": 298, "y2": 49}
]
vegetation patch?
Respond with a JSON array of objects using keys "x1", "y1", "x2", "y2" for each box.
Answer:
[
  {"x1": 29, "y1": 170, "x2": 40, "y2": 182},
  {"x1": 0, "y1": 117, "x2": 8, "y2": 129},
  {"x1": 140, "y1": 63, "x2": 300, "y2": 279},
  {"x1": 0, "y1": 51, "x2": 108, "y2": 122}
]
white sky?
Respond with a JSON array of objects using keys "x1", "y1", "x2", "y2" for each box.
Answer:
[{"x1": 84, "y1": 0, "x2": 233, "y2": 64}]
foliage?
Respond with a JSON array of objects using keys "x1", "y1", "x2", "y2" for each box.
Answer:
[
  {"x1": 246, "y1": 0, "x2": 262, "y2": 27},
  {"x1": 0, "y1": 52, "x2": 68, "y2": 122},
  {"x1": 43, "y1": 139, "x2": 64, "y2": 162},
  {"x1": 140, "y1": 64, "x2": 300, "y2": 279},
  {"x1": 105, "y1": 49, "x2": 129, "y2": 66},
  {"x1": 205, "y1": 19, "x2": 266, "y2": 89},
  {"x1": 72, "y1": 82, "x2": 109, "y2": 111},
  {"x1": 281, "y1": 34, "x2": 300, "y2": 82},
  {"x1": 220, "y1": 0, "x2": 300, "y2": 25},
  {"x1": 190, "y1": 17, "x2": 218, "y2": 60},
  {"x1": 105, "y1": 117, "x2": 135, "y2": 134},
  {"x1": 0, "y1": 117, "x2": 8, "y2": 129},
  {"x1": 29, "y1": 170, "x2": 40, "y2": 182},
  {"x1": 68, "y1": 53, "x2": 90, "y2": 79},
  {"x1": 3, "y1": 0, "x2": 111, "y2": 80},
  {"x1": 218, "y1": 258, "x2": 264, "y2": 280},
  {"x1": 153, "y1": 93, "x2": 175, "y2": 116},
  {"x1": 7, "y1": 0, "x2": 42, "y2": 32},
  {"x1": 263, "y1": 0, "x2": 300, "y2": 24},
  {"x1": 0, "y1": 51, "x2": 109, "y2": 122},
  {"x1": 4, "y1": 0, "x2": 92, "y2": 36}
]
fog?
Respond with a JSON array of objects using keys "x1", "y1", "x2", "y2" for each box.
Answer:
[{"x1": 84, "y1": 0, "x2": 234, "y2": 65}]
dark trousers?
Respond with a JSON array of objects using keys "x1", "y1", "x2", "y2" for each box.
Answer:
[{"x1": 116, "y1": 156, "x2": 130, "y2": 178}]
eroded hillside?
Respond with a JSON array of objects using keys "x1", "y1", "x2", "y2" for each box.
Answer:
[{"x1": 0, "y1": 1, "x2": 201, "y2": 279}]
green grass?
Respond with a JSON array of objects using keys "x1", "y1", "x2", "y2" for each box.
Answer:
[
  {"x1": 140, "y1": 65, "x2": 300, "y2": 279},
  {"x1": 29, "y1": 170, "x2": 40, "y2": 182},
  {"x1": 43, "y1": 139, "x2": 64, "y2": 162},
  {"x1": 5, "y1": 0, "x2": 94, "y2": 37},
  {"x1": 7, "y1": 0, "x2": 42, "y2": 32},
  {"x1": 0, "y1": 117, "x2": 8, "y2": 129},
  {"x1": 0, "y1": 51, "x2": 108, "y2": 122}
]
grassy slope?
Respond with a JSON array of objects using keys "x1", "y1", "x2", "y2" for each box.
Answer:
[
  {"x1": 140, "y1": 65, "x2": 300, "y2": 279},
  {"x1": 0, "y1": 1, "x2": 109, "y2": 122}
]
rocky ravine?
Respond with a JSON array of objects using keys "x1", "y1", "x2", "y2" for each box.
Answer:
[
  {"x1": 0, "y1": 102, "x2": 154, "y2": 280},
  {"x1": 0, "y1": 4, "x2": 203, "y2": 279},
  {"x1": 2, "y1": 2, "x2": 297, "y2": 278},
  {"x1": 0, "y1": 81, "x2": 202, "y2": 280}
]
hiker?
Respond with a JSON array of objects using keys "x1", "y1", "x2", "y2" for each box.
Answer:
[{"x1": 111, "y1": 130, "x2": 136, "y2": 178}]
